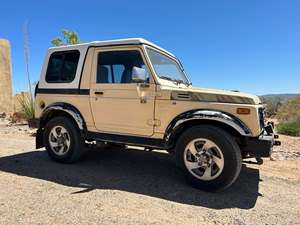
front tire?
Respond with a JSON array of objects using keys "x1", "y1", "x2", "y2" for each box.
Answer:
[
  {"x1": 175, "y1": 125, "x2": 242, "y2": 192},
  {"x1": 44, "y1": 116, "x2": 85, "y2": 163}
]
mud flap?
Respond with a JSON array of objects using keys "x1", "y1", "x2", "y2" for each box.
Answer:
[{"x1": 36, "y1": 128, "x2": 44, "y2": 149}]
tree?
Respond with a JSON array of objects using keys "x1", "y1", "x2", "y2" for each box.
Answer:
[{"x1": 51, "y1": 29, "x2": 81, "y2": 46}]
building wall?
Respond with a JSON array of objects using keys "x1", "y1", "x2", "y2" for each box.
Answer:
[{"x1": 0, "y1": 39, "x2": 13, "y2": 112}]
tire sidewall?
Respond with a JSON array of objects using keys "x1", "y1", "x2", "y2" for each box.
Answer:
[
  {"x1": 175, "y1": 125, "x2": 242, "y2": 191},
  {"x1": 44, "y1": 117, "x2": 83, "y2": 163}
]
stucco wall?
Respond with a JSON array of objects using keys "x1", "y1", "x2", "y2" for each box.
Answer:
[{"x1": 0, "y1": 39, "x2": 13, "y2": 112}]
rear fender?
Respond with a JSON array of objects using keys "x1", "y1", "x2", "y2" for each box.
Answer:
[{"x1": 36, "y1": 102, "x2": 86, "y2": 149}]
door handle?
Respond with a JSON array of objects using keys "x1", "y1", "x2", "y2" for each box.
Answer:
[{"x1": 94, "y1": 91, "x2": 104, "y2": 95}]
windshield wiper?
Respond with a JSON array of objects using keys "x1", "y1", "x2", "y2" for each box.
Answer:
[
  {"x1": 159, "y1": 75, "x2": 191, "y2": 87},
  {"x1": 159, "y1": 75, "x2": 185, "y2": 86},
  {"x1": 173, "y1": 78, "x2": 191, "y2": 87},
  {"x1": 174, "y1": 79, "x2": 185, "y2": 85},
  {"x1": 159, "y1": 75, "x2": 174, "y2": 82}
]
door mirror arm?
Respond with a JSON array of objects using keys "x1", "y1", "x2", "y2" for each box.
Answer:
[{"x1": 137, "y1": 83, "x2": 150, "y2": 88}]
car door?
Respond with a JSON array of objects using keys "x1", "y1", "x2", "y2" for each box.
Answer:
[{"x1": 90, "y1": 47, "x2": 156, "y2": 136}]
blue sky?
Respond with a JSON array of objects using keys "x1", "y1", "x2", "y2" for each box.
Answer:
[{"x1": 0, "y1": 0, "x2": 299, "y2": 95}]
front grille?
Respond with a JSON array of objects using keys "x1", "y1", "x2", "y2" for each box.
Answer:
[{"x1": 258, "y1": 108, "x2": 265, "y2": 129}]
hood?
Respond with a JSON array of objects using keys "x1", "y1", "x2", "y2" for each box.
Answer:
[{"x1": 170, "y1": 86, "x2": 261, "y2": 105}]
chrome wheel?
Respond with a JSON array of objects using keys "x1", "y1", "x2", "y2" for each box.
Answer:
[
  {"x1": 48, "y1": 125, "x2": 71, "y2": 156},
  {"x1": 184, "y1": 138, "x2": 224, "y2": 181}
]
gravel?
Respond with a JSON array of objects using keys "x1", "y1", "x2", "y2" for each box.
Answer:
[
  {"x1": 271, "y1": 134, "x2": 300, "y2": 160},
  {"x1": 0, "y1": 121, "x2": 299, "y2": 225}
]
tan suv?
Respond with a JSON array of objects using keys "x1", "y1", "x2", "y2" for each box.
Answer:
[{"x1": 35, "y1": 38, "x2": 280, "y2": 191}]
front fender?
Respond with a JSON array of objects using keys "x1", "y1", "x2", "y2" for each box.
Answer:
[{"x1": 164, "y1": 109, "x2": 252, "y2": 147}]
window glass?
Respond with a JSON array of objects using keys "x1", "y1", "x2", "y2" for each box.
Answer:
[
  {"x1": 61, "y1": 52, "x2": 80, "y2": 81},
  {"x1": 113, "y1": 64, "x2": 125, "y2": 83},
  {"x1": 46, "y1": 50, "x2": 80, "y2": 83},
  {"x1": 146, "y1": 48, "x2": 188, "y2": 84},
  {"x1": 96, "y1": 50, "x2": 149, "y2": 84},
  {"x1": 45, "y1": 54, "x2": 63, "y2": 82}
]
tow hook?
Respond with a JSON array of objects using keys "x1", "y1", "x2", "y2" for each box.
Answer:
[
  {"x1": 274, "y1": 140, "x2": 281, "y2": 146},
  {"x1": 273, "y1": 134, "x2": 281, "y2": 146}
]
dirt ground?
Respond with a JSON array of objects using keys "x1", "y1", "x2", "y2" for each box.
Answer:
[{"x1": 0, "y1": 121, "x2": 299, "y2": 225}]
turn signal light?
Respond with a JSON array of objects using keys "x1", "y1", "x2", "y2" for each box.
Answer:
[{"x1": 237, "y1": 108, "x2": 250, "y2": 115}]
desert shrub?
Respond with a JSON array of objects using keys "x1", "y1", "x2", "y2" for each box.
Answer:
[
  {"x1": 277, "y1": 96, "x2": 300, "y2": 123},
  {"x1": 261, "y1": 96, "x2": 283, "y2": 117},
  {"x1": 17, "y1": 93, "x2": 34, "y2": 121},
  {"x1": 277, "y1": 122, "x2": 300, "y2": 136},
  {"x1": 276, "y1": 96, "x2": 300, "y2": 136}
]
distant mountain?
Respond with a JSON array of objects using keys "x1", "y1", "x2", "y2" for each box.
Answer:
[{"x1": 261, "y1": 93, "x2": 299, "y2": 99}]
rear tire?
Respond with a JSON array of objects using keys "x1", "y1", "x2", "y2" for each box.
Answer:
[
  {"x1": 175, "y1": 125, "x2": 242, "y2": 192},
  {"x1": 44, "y1": 116, "x2": 85, "y2": 163}
]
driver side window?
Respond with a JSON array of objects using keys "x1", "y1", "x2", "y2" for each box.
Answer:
[{"x1": 96, "y1": 50, "x2": 150, "y2": 84}]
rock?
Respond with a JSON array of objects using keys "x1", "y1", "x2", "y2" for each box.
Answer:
[
  {"x1": 11, "y1": 112, "x2": 26, "y2": 123},
  {"x1": 0, "y1": 112, "x2": 6, "y2": 118}
]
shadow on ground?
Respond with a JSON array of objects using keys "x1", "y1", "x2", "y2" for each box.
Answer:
[{"x1": 0, "y1": 148, "x2": 261, "y2": 209}]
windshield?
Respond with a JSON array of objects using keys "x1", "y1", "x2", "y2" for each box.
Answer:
[{"x1": 146, "y1": 48, "x2": 189, "y2": 85}]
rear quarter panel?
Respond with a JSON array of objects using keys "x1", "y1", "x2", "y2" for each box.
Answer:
[{"x1": 35, "y1": 47, "x2": 95, "y2": 130}]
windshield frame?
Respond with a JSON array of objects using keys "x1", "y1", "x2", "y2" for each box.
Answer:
[{"x1": 144, "y1": 46, "x2": 191, "y2": 86}]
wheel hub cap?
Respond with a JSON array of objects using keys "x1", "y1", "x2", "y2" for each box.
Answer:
[
  {"x1": 184, "y1": 138, "x2": 225, "y2": 181},
  {"x1": 48, "y1": 126, "x2": 71, "y2": 156},
  {"x1": 196, "y1": 152, "x2": 212, "y2": 167}
]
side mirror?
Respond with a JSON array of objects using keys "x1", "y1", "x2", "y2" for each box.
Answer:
[{"x1": 132, "y1": 66, "x2": 147, "y2": 83}]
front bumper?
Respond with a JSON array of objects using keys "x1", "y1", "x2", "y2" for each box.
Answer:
[{"x1": 241, "y1": 123, "x2": 281, "y2": 158}]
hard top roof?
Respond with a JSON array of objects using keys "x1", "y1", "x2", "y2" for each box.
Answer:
[{"x1": 49, "y1": 38, "x2": 175, "y2": 57}]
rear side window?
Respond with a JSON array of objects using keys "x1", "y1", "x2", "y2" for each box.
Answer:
[{"x1": 46, "y1": 50, "x2": 80, "y2": 83}]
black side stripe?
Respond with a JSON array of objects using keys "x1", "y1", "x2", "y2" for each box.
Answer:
[{"x1": 36, "y1": 88, "x2": 90, "y2": 95}]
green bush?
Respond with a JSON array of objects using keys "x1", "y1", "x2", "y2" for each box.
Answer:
[{"x1": 277, "y1": 122, "x2": 300, "y2": 136}]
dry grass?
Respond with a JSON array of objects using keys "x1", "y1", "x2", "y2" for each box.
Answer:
[{"x1": 16, "y1": 93, "x2": 34, "y2": 120}]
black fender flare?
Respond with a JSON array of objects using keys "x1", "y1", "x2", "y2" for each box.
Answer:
[
  {"x1": 164, "y1": 109, "x2": 252, "y2": 148},
  {"x1": 36, "y1": 102, "x2": 86, "y2": 149},
  {"x1": 39, "y1": 102, "x2": 86, "y2": 131}
]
